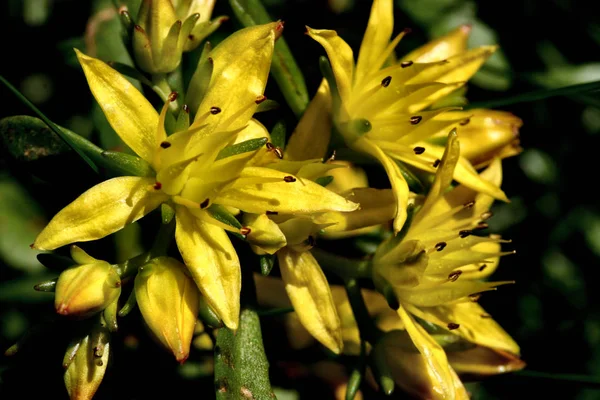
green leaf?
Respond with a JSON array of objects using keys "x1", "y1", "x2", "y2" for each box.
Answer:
[
  {"x1": 229, "y1": 0, "x2": 309, "y2": 118},
  {"x1": 33, "y1": 278, "x2": 57, "y2": 292},
  {"x1": 270, "y1": 119, "x2": 286, "y2": 150},
  {"x1": 215, "y1": 138, "x2": 268, "y2": 161},
  {"x1": 315, "y1": 176, "x2": 334, "y2": 187},
  {"x1": 394, "y1": 160, "x2": 426, "y2": 194},
  {"x1": 255, "y1": 99, "x2": 280, "y2": 114},
  {"x1": 214, "y1": 308, "x2": 276, "y2": 399},
  {"x1": 259, "y1": 254, "x2": 275, "y2": 276},
  {"x1": 37, "y1": 253, "x2": 75, "y2": 271},
  {"x1": 206, "y1": 204, "x2": 245, "y2": 240}
]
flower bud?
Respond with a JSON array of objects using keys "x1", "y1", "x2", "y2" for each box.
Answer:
[
  {"x1": 134, "y1": 257, "x2": 199, "y2": 363},
  {"x1": 456, "y1": 109, "x2": 522, "y2": 168},
  {"x1": 242, "y1": 213, "x2": 287, "y2": 255},
  {"x1": 55, "y1": 252, "x2": 121, "y2": 317},
  {"x1": 132, "y1": 0, "x2": 195, "y2": 73},
  {"x1": 63, "y1": 331, "x2": 110, "y2": 400}
]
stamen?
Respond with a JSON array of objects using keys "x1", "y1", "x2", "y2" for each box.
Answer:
[
  {"x1": 413, "y1": 146, "x2": 425, "y2": 154},
  {"x1": 478, "y1": 264, "x2": 487, "y2": 272},
  {"x1": 240, "y1": 227, "x2": 251, "y2": 235},
  {"x1": 459, "y1": 118, "x2": 470, "y2": 126},
  {"x1": 210, "y1": 106, "x2": 221, "y2": 115},
  {"x1": 160, "y1": 141, "x2": 171, "y2": 149},
  {"x1": 480, "y1": 211, "x2": 493, "y2": 221},
  {"x1": 448, "y1": 270, "x2": 462, "y2": 282},
  {"x1": 410, "y1": 115, "x2": 422, "y2": 125},
  {"x1": 274, "y1": 147, "x2": 283, "y2": 159},
  {"x1": 255, "y1": 95, "x2": 267, "y2": 104},
  {"x1": 435, "y1": 242, "x2": 447, "y2": 251},
  {"x1": 283, "y1": 176, "x2": 296, "y2": 183},
  {"x1": 183, "y1": 104, "x2": 190, "y2": 114},
  {"x1": 433, "y1": 159, "x2": 441, "y2": 168},
  {"x1": 266, "y1": 211, "x2": 278, "y2": 215},
  {"x1": 188, "y1": 34, "x2": 195, "y2": 40},
  {"x1": 173, "y1": 195, "x2": 202, "y2": 209},
  {"x1": 463, "y1": 200, "x2": 476, "y2": 209},
  {"x1": 469, "y1": 293, "x2": 482, "y2": 302},
  {"x1": 481, "y1": 314, "x2": 492, "y2": 319},
  {"x1": 447, "y1": 322, "x2": 460, "y2": 330},
  {"x1": 208, "y1": 57, "x2": 214, "y2": 65},
  {"x1": 168, "y1": 91, "x2": 178, "y2": 102},
  {"x1": 266, "y1": 142, "x2": 274, "y2": 150},
  {"x1": 459, "y1": 230, "x2": 472, "y2": 238},
  {"x1": 326, "y1": 149, "x2": 336, "y2": 162},
  {"x1": 200, "y1": 198, "x2": 210, "y2": 209},
  {"x1": 153, "y1": 182, "x2": 162, "y2": 190},
  {"x1": 381, "y1": 76, "x2": 392, "y2": 87},
  {"x1": 475, "y1": 222, "x2": 489, "y2": 230},
  {"x1": 401, "y1": 61, "x2": 413, "y2": 68}
]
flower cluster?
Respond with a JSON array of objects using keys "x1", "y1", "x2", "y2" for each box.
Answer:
[{"x1": 12, "y1": 0, "x2": 525, "y2": 398}]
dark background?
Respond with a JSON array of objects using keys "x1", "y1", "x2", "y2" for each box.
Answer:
[{"x1": 1, "y1": 0, "x2": 600, "y2": 398}]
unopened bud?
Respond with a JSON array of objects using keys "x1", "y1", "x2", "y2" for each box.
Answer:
[
  {"x1": 63, "y1": 332, "x2": 110, "y2": 400},
  {"x1": 134, "y1": 257, "x2": 199, "y2": 363}
]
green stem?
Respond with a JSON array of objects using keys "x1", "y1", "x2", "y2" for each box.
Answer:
[
  {"x1": 311, "y1": 248, "x2": 372, "y2": 280},
  {"x1": 466, "y1": 80, "x2": 600, "y2": 109},
  {"x1": 344, "y1": 279, "x2": 381, "y2": 344},
  {"x1": 149, "y1": 217, "x2": 176, "y2": 258},
  {"x1": 513, "y1": 370, "x2": 600, "y2": 388},
  {"x1": 255, "y1": 307, "x2": 294, "y2": 317},
  {"x1": 167, "y1": 66, "x2": 185, "y2": 101}
]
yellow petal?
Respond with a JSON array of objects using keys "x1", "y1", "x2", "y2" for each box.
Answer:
[
  {"x1": 215, "y1": 167, "x2": 359, "y2": 214},
  {"x1": 64, "y1": 334, "x2": 109, "y2": 400},
  {"x1": 285, "y1": 79, "x2": 332, "y2": 161},
  {"x1": 401, "y1": 25, "x2": 472, "y2": 63},
  {"x1": 190, "y1": 22, "x2": 278, "y2": 134},
  {"x1": 277, "y1": 248, "x2": 343, "y2": 353},
  {"x1": 75, "y1": 50, "x2": 159, "y2": 165},
  {"x1": 353, "y1": 138, "x2": 407, "y2": 233},
  {"x1": 414, "y1": 302, "x2": 520, "y2": 355},
  {"x1": 135, "y1": 257, "x2": 199, "y2": 362},
  {"x1": 400, "y1": 280, "x2": 510, "y2": 307},
  {"x1": 306, "y1": 27, "x2": 354, "y2": 106},
  {"x1": 33, "y1": 177, "x2": 167, "y2": 250},
  {"x1": 398, "y1": 306, "x2": 464, "y2": 399},
  {"x1": 448, "y1": 346, "x2": 525, "y2": 376},
  {"x1": 175, "y1": 207, "x2": 240, "y2": 329},
  {"x1": 355, "y1": 0, "x2": 393, "y2": 87},
  {"x1": 326, "y1": 161, "x2": 369, "y2": 193}
]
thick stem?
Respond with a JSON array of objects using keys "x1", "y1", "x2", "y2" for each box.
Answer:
[
  {"x1": 311, "y1": 248, "x2": 372, "y2": 280},
  {"x1": 344, "y1": 279, "x2": 382, "y2": 344},
  {"x1": 152, "y1": 74, "x2": 180, "y2": 113}
]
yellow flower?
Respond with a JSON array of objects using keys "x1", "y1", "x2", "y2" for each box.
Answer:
[
  {"x1": 305, "y1": 0, "x2": 518, "y2": 232},
  {"x1": 33, "y1": 23, "x2": 357, "y2": 330},
  {"x1": 171, "y1": 0, "x2": 228, "y2": 52},
  {"x1": 134, "y1": 257, "x2": 199, "y2": 363},
  {"x1": 371, "y1": 131, "x2": 521, "y2": 398},
  {"x1": 54, "y1": 246, "x2": 121, "y2": 317}
]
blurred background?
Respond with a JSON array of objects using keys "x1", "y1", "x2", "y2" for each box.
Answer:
[{"x1": 1, "y1": 0, "x2": 600, "y2": 398}]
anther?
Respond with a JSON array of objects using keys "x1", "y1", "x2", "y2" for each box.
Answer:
[
  {"x1": 459, "y1": 230, "x2": 472, "y2": 238},
  {"x1": 255, "y1": 95, "x2": 267, "y2": 104},
  {"x1": 475, "y1": 222, "x2": 489, "y2": 230},
  {"x1": 326, "y1": 149, "x2": 337, "y2": 162},
  {"x1": 266, "y1": 211, "x2": 278, "y2": 215},
  {"x1": 283, "y1": 176, "x2": 296, "y2": 183},
  {"x1": 413, "y1": 146, "x2": 425, "y2": 154},
  {"x1": 447, "y1": 322, "x2": 460, "y2": 330},
  {"x1": 480, "y1": 211, "x2": 493, "y2": 220},
  {"x1": 240, "y1": 227, "x2": 251, "y2": 235},
  {"x1": 478, "y1": 264, "x2": 487, "y2": 272},
  {"x1": 448, "y1": 270, "x2": 462, "y2": 282},
  {"x1": 459, "y1": 118, "x2": 470, "y2": 126},
  {"x1": 433, "y1": 159, "x2": 441, "y2": 168},
  {"x1": 210, "y1": 106, "x2": 221, "y2": 115},
  {"x1": 401, "y1": 61, "x2": 413, "y2": 68},
  {"x1": 469, "y1": 293, "x2": 482, "y2": 302},
  {"x1": 381, "y1": 76, "x2": 392, "y2": 87},
  {"x1": 266, "y1": 142, "x2": 274, "y2": 150},
  {"x1": 200, "y1": 198, "x2": 210, "y2": 209},
  {"x1": 410, "y1": 115, "x2": 422, "y2": 125},
  {"x1": 481, "y1": 313, "x2": 492, "y2": 318},
  {"x1": 168, "y1": 91, "x2": 178, "y2": 102},
  {"x1": 188, "y1": 34, "x2": 195, "y2": 40},
  {"x1": 153, "y1": 182, "x2": 162, "y2": 190},
  {"x1": 435, "y1": 242, "x2": 447, "y2": 251},
  {"x1": 160, "y1": 141, "x2": 171, "y2": 149},
  {"x1": 274, "y1": 147, "x2": 283, "y2": 159},
  {"x1": 208, "y1": 57, "x2": 214, "y2": 65},
  {"x1": 183, "y1": 104, "x2": 190, "y2": 113},
  {"x1": 134, "y1": 24, "x2": 144, "y2": 32},
  {"x1": 463, "y1": 200, "x2": 476, "y2": 209}
]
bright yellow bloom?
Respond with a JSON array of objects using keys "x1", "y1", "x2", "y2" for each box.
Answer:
[
  {"x1": 54, "y1": 246, "x2": 121, "y2": 317},
  {"x1": 135, "y1": 257, "x2": 199, "y2": 363},
  {"x1": 304, "y1": 0, "x2": 520, "y2": 233},
  {"x1": 371, "y1": 132, "x2": 520, "y2": 398},
  {"x1": 33, "y1": 23, "x2": 357, "y2": 330}
]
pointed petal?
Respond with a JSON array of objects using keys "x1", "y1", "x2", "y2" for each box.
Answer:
[
  {"x1": 355, "y1": 0, "x2": 393, "y2": 86},
  {"x1": 449, "y1": 346, "x2": 525, "y2": 376},
  {"x1": 175, "y1": 207, "x2": 240, "y2": 329},
  {"x1": 400, "y1": 280, "x2": 510, "y2": 307},
  {"x1": 398, "y1": 306, "x2": 458, "y2": 399},
  {"x1": 75, "y1": 50, "x2": 159, "y2": 164},
  {"x1": 285, "y1": 79, "x2": 332, "y2": 161},
  {"x1": 278, "y1": 248, "x2": 343, "y2": 353},
  {"x1": 190, "y1": 22, "x2": 278, "y2": 135},
  {"x1": 306, "y1": 27, "x2": 354, "y2": 105},
  {"x1": 402, "y1": 25, "x2": 472, "y2": 63},
  {"x1": 354, "y1": 138, "x2": 407, "y2": 233},
  {"x1": 215, "y1": 167, "x2": 359, "y2": 214},
  {"x1": 33, "y1": 177, "x2": 167, "y2": 250}
]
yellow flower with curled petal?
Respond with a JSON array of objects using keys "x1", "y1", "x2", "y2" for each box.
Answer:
[
  {"x1": 371, "y1": 131, "x2": 521, "y2": 398},
  {"x1": 32, "y1": 22, "x2": 357, "y2": 330},
  {"x1": 305, "y1": 0, "x2": 522, "y2": 233}
]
